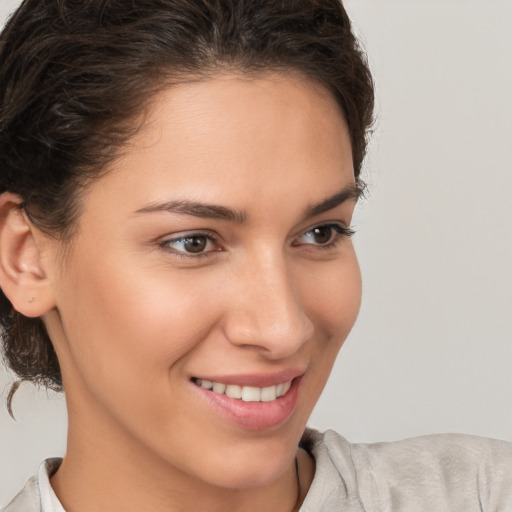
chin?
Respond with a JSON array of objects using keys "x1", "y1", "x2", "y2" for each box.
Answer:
[
  {"x1": 176, "y1": 424, "x2": 303, "y2": 490},
  {"x1": 201, "y1": 452, "x2": 294, "y2": 490}
]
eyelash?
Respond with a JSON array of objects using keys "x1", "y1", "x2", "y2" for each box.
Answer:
[
  {"x1": 159, "y1": 223, "x2": 355, "y2": 259},
  {"x1": 292, "y1": 223, "x2": 355, "y2": 251},
  {"x1": 159, "y1": 230, "x2": 220, "y2": 260}
]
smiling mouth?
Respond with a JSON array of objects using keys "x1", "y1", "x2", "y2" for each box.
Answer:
[{"x1": 191, "y1": 377, "x2": 293, "y2": 402}]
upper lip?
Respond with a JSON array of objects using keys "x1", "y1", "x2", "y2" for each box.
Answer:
[{"x1": 191, "y1": 368, "x2": 305, "y2": 388}]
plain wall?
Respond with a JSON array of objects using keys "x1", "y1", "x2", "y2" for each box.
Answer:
[{"x1": 1, "y1": 0, "x2": 511, "y2": 506}]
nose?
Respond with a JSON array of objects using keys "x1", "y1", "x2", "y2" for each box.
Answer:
[{"x1": 223, "y1": 251, "x2": 314, "y2": 359}]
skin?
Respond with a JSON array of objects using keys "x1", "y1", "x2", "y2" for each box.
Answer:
[{"x1": 1, "y1": 73, "x2": 361, "y2": 511}]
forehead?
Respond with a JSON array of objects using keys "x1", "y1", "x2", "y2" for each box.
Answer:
[{"x1": 83, "y1": 73, "x2": 354, "y2": 218}]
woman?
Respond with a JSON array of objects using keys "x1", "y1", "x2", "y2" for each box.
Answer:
[{"x1": 0, "y1": 1, "x2": 510, "y2": 511}]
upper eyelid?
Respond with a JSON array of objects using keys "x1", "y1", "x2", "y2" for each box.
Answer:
[
  {"x1": 158, "y1": 232, "x2": 221, "y2": 260},
  {"x1": 158, "y1": 230, "x2": 220, "y2": 250},
  {"x1": 160, "y1": 229, "x2": 219, "y2": 242},
  {"x1": 160, "y1": 221, "x2": 351, "y2": 240},
  {"x1": 293, "y1": 220, "x2": 352, "y2": 237},
  {"x1": 292, "y1": 222, "x2": 353, "y2": 244},
  {"x1": 305, "y1": 220, "x2": 350, "y2": 231}
]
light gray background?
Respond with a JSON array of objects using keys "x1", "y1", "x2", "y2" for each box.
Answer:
[{"x1": 1, "y1": 0, "x2": 511, "y2": 506}]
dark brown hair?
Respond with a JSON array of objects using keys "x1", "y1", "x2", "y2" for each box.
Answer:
[{"x1": 0, "y1": 0, "x2": 374, "y2": 409}]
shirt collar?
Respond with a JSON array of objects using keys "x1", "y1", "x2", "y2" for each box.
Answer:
[{"x1": 38, "y1": 459, "x2": 65, "y2": 512}]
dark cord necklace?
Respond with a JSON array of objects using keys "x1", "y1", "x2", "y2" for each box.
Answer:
[{"x1": 292, "y1": 456, "x2": 302, "y2": 512}]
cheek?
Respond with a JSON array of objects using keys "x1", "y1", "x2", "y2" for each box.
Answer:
[
  {"x1": 297, "y1": 250, "x2": 361, "y2": 396},
  {"x1": 301, "y1": 249, "x2": 362, "y2": 341},
  {"x1": 55, "y1": 254, "x2": 222, "y2": 401}
]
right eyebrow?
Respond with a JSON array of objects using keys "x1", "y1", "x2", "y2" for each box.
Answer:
[
  {"x1": 302, "y1": 183, "x2": 362, "y2": 221},
  {"x1": 134, "y1": 200, "x2": 248, "y2": 224}
]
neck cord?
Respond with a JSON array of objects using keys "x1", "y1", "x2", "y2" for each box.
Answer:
[{"x1": 292, "y1": 456, "x2": 302, "y2": 512}]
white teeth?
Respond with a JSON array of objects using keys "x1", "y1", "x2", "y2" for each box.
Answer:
[
  {"x1": 275, "y1": 381, "x2": 290, "y2": 397},
  {"x1": 194, "y1": 378, "x2": 293, "y2": 402},
  {"x1": 212, "y1": 382, "x2": 226, "y2": 394},
  {"x1": 242, "y1": 386, "x2": 261, "y2": 402},
  {"x1": 201, "y1": 379, "x2": 213, "y2": 390},
  {"x1": 225, "y1": 384, "x2": 242, "y2": 399},
  {"x1": 260, "y1": 385, "x2": 277, "y2": 402}
]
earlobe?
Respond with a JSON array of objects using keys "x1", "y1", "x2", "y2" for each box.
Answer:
[{"x1": 0, "y1": 193, "x2": 56, "y2": 317}]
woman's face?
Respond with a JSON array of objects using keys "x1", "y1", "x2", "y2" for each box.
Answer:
[{"x1": 44, "y1": 73, "x2": 361, "y2": 488}]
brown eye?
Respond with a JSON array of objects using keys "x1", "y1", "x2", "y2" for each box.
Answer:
[
  {"x1": 183, "y1": 236, "x2": 208, "y2": 253},
  {"x1": 310, "y1": 226, "x2": 334, "y2": 245},
  {"x1": 293, "y1": 223, "x2": 354, "y2": 248},
  {"x1": 162, "y1": 232, "x2": 219, "y2": 257}
]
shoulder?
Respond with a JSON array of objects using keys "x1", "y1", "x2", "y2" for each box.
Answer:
[
  {"x1": 350, "y1": 432, "x2": 512, "y2": 511},
  {"x1": 301, "y1": 429, "x2": 512, "y2": 512},
  {"x1": 3, "y1": 458, "x2": 63, "y2": 512},
  {"x1": 2, "y1": 476, "x2": 40, "y2": 512}
]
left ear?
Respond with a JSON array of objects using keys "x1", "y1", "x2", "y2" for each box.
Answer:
[{"x1": 0, "y1": 193, "x2": 56, "y2": 317}]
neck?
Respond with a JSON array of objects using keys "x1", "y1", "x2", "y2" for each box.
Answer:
[{"x1": 51, "y1": 409, "x2": 313, "y2": 512}]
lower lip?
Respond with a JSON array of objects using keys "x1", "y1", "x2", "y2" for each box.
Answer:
[{"x1": 191, "y1": 378, "x2": 301, "y2": 430}]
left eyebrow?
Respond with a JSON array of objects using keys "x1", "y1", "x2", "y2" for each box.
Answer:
[{"x1": 302, "y1": 183, "x2": 362, "y2": 221}]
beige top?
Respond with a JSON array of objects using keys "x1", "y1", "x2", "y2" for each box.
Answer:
[{"x1": 3, "y1": 429, "x2": 512, "y2": 511}]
